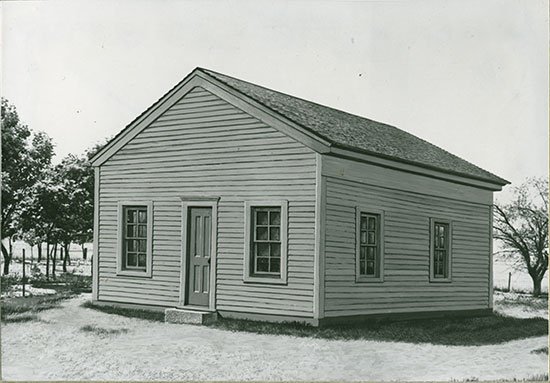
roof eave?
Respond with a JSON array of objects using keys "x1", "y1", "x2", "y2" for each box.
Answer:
[{"x1": 330, "y1": 144, "x2": 510, "y2": 191}]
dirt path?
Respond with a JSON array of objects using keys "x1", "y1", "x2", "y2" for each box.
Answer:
[{"x1": 2, "y1": 294, "x2": 547, "y2": 381}]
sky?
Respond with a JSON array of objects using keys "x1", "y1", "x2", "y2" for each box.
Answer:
[{"x1": 2, "y1": 0, "x2": 548, "y2": 201}]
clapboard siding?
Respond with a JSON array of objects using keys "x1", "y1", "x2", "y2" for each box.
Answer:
[
  {"x1": 322, "y1": 167, "x2": 492, "y2": 317},
  {"x1": 98, "y1": 86, "x2": 317, "y2": 315}
]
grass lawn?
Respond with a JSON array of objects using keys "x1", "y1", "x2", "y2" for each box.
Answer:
[
  {"x1": 208, "y1": 313, "x2": 548, "y2": 346},
  {"x1": 1, "y1": 273, "x2": 92, "y2": 323},
  {"x1": 1, "y1": 293, "x2": 73, "y2": 323},
  {"x1": 82, "y1": 300, "x2": 548, "y2": 346},
  {"x1": 80, "y1": 301, "x2": 165, "y2": 322},
  {"x1": 3, "y1": 293, "x2": 547, "y2": 381}
]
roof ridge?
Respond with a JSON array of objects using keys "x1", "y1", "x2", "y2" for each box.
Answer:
[{"x1": 199, "y1": 67, "x2": 385, "y2": 125}]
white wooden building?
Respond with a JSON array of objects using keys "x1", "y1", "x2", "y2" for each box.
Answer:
[{"x1": 90, "y1": 68, "x2": 508, "y2": 325}]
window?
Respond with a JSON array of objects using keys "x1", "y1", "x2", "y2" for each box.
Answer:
[
  {"x1": 123, "y1": 206, "x2": 148, "y2": 270},
  {"x1": 243, "y1": 201, "x2": 288, "y2": 284},
  {"x1": 252, "y1": 207, "x2": 281, "y2": 275},
  {"x1": 356, "y1": 207, "x2": 384, "y2": 282},
  {"x1": 430, "y1": 219, "x2": 452, "y2": 282},
  {"x1": 117, "y1": 201, "x2": 153, "y2": 277}
]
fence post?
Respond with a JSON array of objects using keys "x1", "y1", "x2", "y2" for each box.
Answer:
[
  {"x1": 22, "y1": 249, "x2": 26, "y2": 297},
  {"x1": 507, "y1": 272, "x2": 512, "y2": 292}
]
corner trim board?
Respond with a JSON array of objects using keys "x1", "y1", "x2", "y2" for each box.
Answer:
[
  {"x1": 313, "y1": 153, "x2": 326, "y2": 319},
  {"x1": 92, "y1": 167, "x2": 100, "y2": 301}
]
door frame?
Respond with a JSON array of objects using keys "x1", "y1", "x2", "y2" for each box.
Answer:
[{"x1": 179, "y1": 195, "x2": 219, "y2": 310}]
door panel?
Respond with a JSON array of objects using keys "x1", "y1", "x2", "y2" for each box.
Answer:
[{"x1": 187, "y1": 207, "x2": 212, "y2": 307}]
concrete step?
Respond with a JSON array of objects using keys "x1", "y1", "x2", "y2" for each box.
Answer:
[{"x1": 165, "y1": 308, "x2": 218, "y2": 325}]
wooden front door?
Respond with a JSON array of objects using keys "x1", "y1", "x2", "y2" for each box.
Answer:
[{"x1": 186, "y1": 207, "x2": 212, "y2": 307}]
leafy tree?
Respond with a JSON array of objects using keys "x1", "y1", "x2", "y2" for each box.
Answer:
[
  {"x1": 1, "y1": 99, "x2": 54, "y2": 274},
  {"x1": 54, "y1": 154, "x2": 94, "y2": 270},
  {"x1": 20, "y1": 169, "x2": 64, "y2": 278},
  {"x1": 494, "y1": 177, "x2": 548, "y2": 297}
]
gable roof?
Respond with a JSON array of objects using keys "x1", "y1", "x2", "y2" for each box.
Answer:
[
  {"x1": 198, "y1": 68, "x2": 508, "y2": 186},
  {"x1": 91, "y1": 67, "x2": 508, "y2": 187}
]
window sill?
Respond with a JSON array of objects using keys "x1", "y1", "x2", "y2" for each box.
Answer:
[
  {"x1": 243, "y1": 276, "x2": 287, "y2": 285},
  {"x1": 429, "y1": 277, "x2": 452, "y2": 283},
  {"x1": 116, "y1": 270, "x2": 152, "y2": 278},
  {"x1": 355, "y1": 276, "x2": 384, "y2": 283}
]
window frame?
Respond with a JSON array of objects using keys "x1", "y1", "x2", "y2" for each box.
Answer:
[
  {"x1": 116, "y1": 201, "x2": 153, "y2": 277},
  {"x1": 429, "y1": 218, "x2": 452, "y2": 283},
  {"x1": 355, "y1": 206, "x2": 385, "y2": 283},
  {"x1": 243, "y1": 200, "x2": 288, "y2": 285}
]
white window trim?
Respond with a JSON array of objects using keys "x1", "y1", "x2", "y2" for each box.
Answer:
[
  {"x1": 243, "y1": 200, "x2": 288, "y2": 285},
  {"x1": 116, "y1": 201, "x2": 153, "y2": 277},
  {"x1": 355, "y1": 206, "x2": 385, "y2": 283},
  {"x1": 429, "y1": 218, "x2": 453, "y2": 283}
]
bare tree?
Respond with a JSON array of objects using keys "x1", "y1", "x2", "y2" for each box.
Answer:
[{"x1": 494, "y1": 177, "x2": 548, "y2": 297}]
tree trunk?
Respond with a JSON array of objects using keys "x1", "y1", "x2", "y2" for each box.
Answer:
[
  {"x1": 37, "y1": 243, "x2": 42, "y2": 263},
  {"x1": 82, "y1": 245, "x2": 87, "y2": 261},
  {"x1": 66, "y1": 244, "x2": 71, "y2": 266},
  {"x1": 61, "y1": 246, "x2": 66, "y2": 273},
  {"x1": 532, "y1": 277, "x2": 542, "y2": 297},
  {"x1": 62, "y1": 244, "x2": 70, "y2": 272},
  {"x1": 1, "y1": 242, "x2": 11, "y2": 275},
  {"x1": 46, "y1": 243, "x2": 50, "y2": 279},
  {"x1": 52, "y1": 244, "x2": 57, "y2": 279}
]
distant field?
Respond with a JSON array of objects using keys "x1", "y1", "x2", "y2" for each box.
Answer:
[
  {"x1": 2, "y1": 241, "x2": 93, "y2": 277},
  {"x1": 494, "y1": 259, "x2": 548, "y2": 293}
]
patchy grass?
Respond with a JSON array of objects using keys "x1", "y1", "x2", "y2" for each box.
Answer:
[
  {"x1": 454, "y1": 374, "x2": 549, "y2": 382},
  {"x1": 1, "y1": 274, "x2": 25, "y2": 292},
  {"x1": 209, "y1": 313, "x2": 548, "y2": 346},
  {"x1": 496, "y1": 293, "x2": 548, "y2": 311},
  {"x1": 80, "y1": 324, "x2": 129, "y2": 336},
  {"x1": 531, "y1": 346, "x2": 548, "y2": 355},
  {"x1": 31, "y1": 273, "x2": 92, "y2": 294},
  {"x1": 3, "y1": 313, "x2": 40, "y2": 323},
  {"x1": 81, "y1": 301, "x2": 165, "y2": 322},
  {"x1": 1, "y1": 293, "x2": 72, "y2": 322}
]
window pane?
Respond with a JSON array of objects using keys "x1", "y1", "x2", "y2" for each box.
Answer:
[
  {"x1": 271, "y1": 243, "x2": 281, "y2": 257},
  {"x1": 127, "y1": 253, "x2": 137, "y2": 267},
  {"x1": 126, "y1": 224, "x2": 135, "y2": 238},
  {"x1": 256, "y1": 257, "x2": 269, "y2": 272},
  {"x1": 138, "y1": 240, "x2": 147, "y2": 252},
  {"x1": 256, "y1": 227, "x2": 268, "y2": 240},
  {"x1": 256, "y1": 211, "x2": 268, "y2": 225},
  {"x1": 127, "y1": 240, "x2": 136, "y2": 252},
  {"x1": 256, "y1": 243, "x2": 269, "y2": 257},
  {"x1": 360, "y1": 260, "x2": 366, "y2": 275},
  {"x1": 138, "y1": 225, "x2": 147, "y2": 238},
  {"x1": 269, "y1": 211, "x2": 280, "y2": 225},
  {"x1": 360, "y1": 217, "x2": 367, "y2": 230},
  {"x1": 368, "y1": 217, "x2": 376, "y2": 230},
  {"x1": 366, "y1": 261, "x2": 375, "y2": 275},
  {"x1": 137, "y1": 253, "x2": 146, "y2": 267},
  {"x1": 360, "y1": 231, "x2": 367, "y2": 244},
  {"x1": 138, "y1": 210, "x2": 147, "y2": 223},
  {"x1": 367, "y1": 231, "x2": 376, "y2": 244},
  {"x1": 126, "y1": 209, "x2": 136, "y2": 223},
  {"x1": 367, "y1": 247, "x2": 376, "y2": 260},
  {"x1": 360, "y1": 246, "x2": 366, "y2": 261},
  {"x1": 269, "y1": 227, "x2": 280, "y2": 241},
  {"x1": 270, "y1": 258, "x2": 280, "y2": 273}
]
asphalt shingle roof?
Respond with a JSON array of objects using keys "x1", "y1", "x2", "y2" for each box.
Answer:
[{"x1": 200, "y1": 68, "x2": 508, "y2": 185}]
